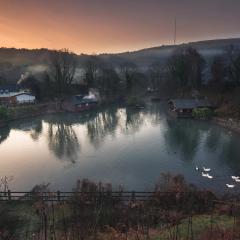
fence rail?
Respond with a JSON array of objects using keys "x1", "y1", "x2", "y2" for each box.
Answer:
[{"x1": 0, "y1": 190, "x2": 216, "y2": 202}]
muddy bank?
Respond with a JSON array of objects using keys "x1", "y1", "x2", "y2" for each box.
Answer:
[
  {"x1": 213, "y1": 117, "x2": 240, "y2": 134},
  {"x1": 0, "y1": 102, "x2": 62, "y2": 128}
]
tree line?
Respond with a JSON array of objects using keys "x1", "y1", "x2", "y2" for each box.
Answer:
[{"x1": 5, "y1": 45, "x2": 240, "y2": 102}]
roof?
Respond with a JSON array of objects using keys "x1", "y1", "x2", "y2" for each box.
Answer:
[
  {"x1": 71, "y1": 94, "x2": 98, "y2": 105},
  {"x1": 71, "y1": 95, "x2": 84, "y2": 105},
  {"x1": 170, "y1": 99, "x2": 212, "y2": 109},
  {"x1": 0, "y1": 92, "x2": 35, "y2": 98}
]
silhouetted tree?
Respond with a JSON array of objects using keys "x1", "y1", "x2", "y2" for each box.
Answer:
[
  {"x1": 83, "y1": 56, "x2": 99, "y2": 89},
  {"x1": 97, "y1": 66, "x2": 121, "y2": 100},
  {"x1": 211, "y1": 56, "x2": 226, "y2": 85},
  {"x1": 224, "y1": 45, "x2": 240, "y2": 87},
  {"x1": 50, "y1": 49, "x2": 77, "y2": 97},
  {"x1": 119, "y1": 61, "x2": 137, "y2": 94},
  {"x1": 167, "y1": 47, "x2": 205, "y2": 92}
]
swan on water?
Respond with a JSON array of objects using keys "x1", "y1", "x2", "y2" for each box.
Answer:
[
  {"x1": 202, "y1": 172, "x2": 209, "y2": 177},
  {"x1": 203, "y1": 167, "x2": 211, "y2": 172},
  {"x1": 231, "y1": 176, "x2": 240, "y2": 180},
  {"x1": 195, "y1": 166, "x2": 199, "y2": 171},
  {"x1": 226, "y1": 184, "x2": 235, "y2": 188}
]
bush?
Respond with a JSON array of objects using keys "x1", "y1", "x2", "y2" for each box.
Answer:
[
  {"x1": 192, "y1": 108, "x2": 213, "y2": 120},
  {"x1": 0, "y1": 106, "x2": 8, "y2": 120}
]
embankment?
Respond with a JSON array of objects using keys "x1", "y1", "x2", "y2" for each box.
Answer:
[
  {"x1": 0, "y1": 102, "x2": 61, "y2": 128},
  {"x1": 213, "y1": 117, "x2": 240, "y2": 134}
]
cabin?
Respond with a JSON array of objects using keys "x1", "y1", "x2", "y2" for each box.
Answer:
[
  {"x1": 0, "y1": 92, "x2": 36, "y2": 106},
  {"x1": 74, "y1": 94, "x2": 98, "y2": 112},
  {"x1": 75, "y1": 98, "x2": 98, "y2": 112},
  {"x1": 168, "y1": 98, "x2": 212, "y2": 118}
]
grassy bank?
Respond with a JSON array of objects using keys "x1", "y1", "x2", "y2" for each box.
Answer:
[{"x1": 0, "y1": 177, "x2": 240, "y2": 240}]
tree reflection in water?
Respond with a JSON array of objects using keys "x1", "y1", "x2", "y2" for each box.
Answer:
[
  {"x1": 86, "y1": 108, "x2": 119, "y2": 148},
  {"x1": 30, "y1": 120, "x2": 43, "y2": 141},
  {"x1": 121, "y1": 107, "x2": 144, "y2": 135},
  {"x1": 204, "y1": 128, "x2": 221, "y2": 152},
  {"x1": 0, "y1": 127, "x2": 10, "y2": 144},
  {"x1": 220, "y1": 135, "x2": 240, "y2": 173},
  {"x1": 47, "y1": 122, "x2": 80, "y2": 163},
  {"x1": 164, "y1": 119, "x2": 201, "y2": 162}
]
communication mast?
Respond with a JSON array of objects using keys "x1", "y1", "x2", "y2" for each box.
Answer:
[{"x1": 174, "y1": 17, "x2": 177, "y2": 45}]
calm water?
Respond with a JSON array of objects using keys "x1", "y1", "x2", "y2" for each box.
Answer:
[{"x1": 0, "y1": 103, "x2": 240, "y2": 193}]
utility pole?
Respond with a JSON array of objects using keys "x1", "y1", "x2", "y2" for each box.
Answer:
[{"x1": 174, "y1": 17, "x2": 177, "y2": 45}]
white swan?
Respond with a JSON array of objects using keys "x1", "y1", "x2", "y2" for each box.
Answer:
[
  {"x1": 202, "y1": 172, "x2": 209, "y2": 177},
  {"x1": 203, "y1": 167, "x2": 211, "y2": 172},
  {"x1": 231, "y1": 176, "x2": 240, "y2": 180},
  {"x1": 235, "y1": 179, "x2": 240, "y2": 183},
  {"x1": 195, "y1": 166, "x2": 199, "y2": 171},
  {"x1": 226, "y1": 184, "x2": 235, "y2": 188},
  {"x1": 207, "y1": 175, "x2": 213, "y2": 179}
]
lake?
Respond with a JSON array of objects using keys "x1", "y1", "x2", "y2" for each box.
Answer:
[{"x1": 0, "y1": 103, "x2": 240, "y2": 193}]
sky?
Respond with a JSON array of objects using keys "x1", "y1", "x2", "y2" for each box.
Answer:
[{"x1": 0, "y1": 0, "x2": 240, "y2": 54}]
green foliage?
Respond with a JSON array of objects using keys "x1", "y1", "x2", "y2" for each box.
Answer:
[
  {"x1": 192, "y1": 108, "x2": 213, "y2": 119},
  {"x1": 0, "y1": 106, "x2": 9, "y2": 120}
]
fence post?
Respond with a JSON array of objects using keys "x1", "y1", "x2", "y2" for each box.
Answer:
[
  {"x1": 57, "y1": 191, "x2": 61, "y2": 202},
  {"x1": 7, "y1": 190, "x2": 11, "y2": 201},
  {"x1": 131, "y1": 191, "x2": 135, "y2": 202}
]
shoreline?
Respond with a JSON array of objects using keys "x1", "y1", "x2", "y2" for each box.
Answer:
[
  {"x1": 2, "y1": 102, "x2": 240, "y2": 136},
  {"x1": 0, "y1": 102, "x2": 63, "y2": 128},
  {"x1": 213, "y1": 117, "x2": 240, "y2": 134}
]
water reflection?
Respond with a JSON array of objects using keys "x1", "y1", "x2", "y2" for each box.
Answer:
[
  {"x1": 204, "y1": 128, "x2": 221, "y2": 152},
  {"x1": 46, "y1": 118, "x2": 80, "y2": 163},
  {"x1": 220, "y1": 136, "x2": 240, "y2": 173},
  {"x1": 164, "y1": 119, "x2": 201, "y2": 162},
  {"x1": 30, "y1": 121, "x2": 43, "y2": 141},
  {"x1": 1, "y1": 103, "x2": 240, "y2": 192},
  {"x1": 121, "y1": 108, "x2": 145, "y2": 135},
  {"x1": 87, "y1": 108, "x2": 119, "y2": 148},
  {"x1": 0, "y1": 127, "x2": 10, "y2": 144}
]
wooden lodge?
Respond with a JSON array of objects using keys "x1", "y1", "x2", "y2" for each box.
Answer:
[
  {"x1": 0, "y1": 92, "x2": 36, "y2": 106},
  {"x1": 62, "y1": 94, "x2": 98, "y2": 112},
  {"x1": 168, "y1": 98, "x2": 213, "y2": 118}
]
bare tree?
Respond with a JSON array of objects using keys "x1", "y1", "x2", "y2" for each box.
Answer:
[
  {"x1": 83, "y1": 56, "x2": 99, "y2": 89},
  {"x1": 167, "y1": 47, "x2": 205, "y2": 91},
  {"x1": 119, "y1": 61, "x2": 136, "y2": 91},
  {"x1": 50, "y1": 49, "x2": 77, "y2": 97}
]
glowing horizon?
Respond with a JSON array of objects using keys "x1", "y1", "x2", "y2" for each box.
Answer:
[{"x1": 0, "y1": 0, "x2": 240, "y2": 55}]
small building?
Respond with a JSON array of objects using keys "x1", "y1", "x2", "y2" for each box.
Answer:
[
  {"x1": 0, "y1": 92, "x2": 36, "y2": 106},
  {"x1": 75, "y1": 99, "x2": 98, "y2": 112},
  {"x1": 168, "y1": 98, "x2": 212, "y2": 118},
  {"x1": 62, "y1": 94, "x2": 98, "y2": 112}
]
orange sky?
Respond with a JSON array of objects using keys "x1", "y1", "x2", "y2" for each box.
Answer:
[{"x1": 0, "y1": 0, "x2": 240, "y2": 54}]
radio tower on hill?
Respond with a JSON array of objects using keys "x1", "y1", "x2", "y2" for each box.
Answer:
[{"x1": 174, "y1": 17, "x2": 177, "y2": 45}]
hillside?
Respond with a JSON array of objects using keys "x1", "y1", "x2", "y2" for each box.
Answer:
[{"x1": 0, "y1": 38, "x2": 240, "y2": 83}]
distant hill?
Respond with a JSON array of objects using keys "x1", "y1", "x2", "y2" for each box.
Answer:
[
  {"x1": 0, "y1": 38, "x2": 240, "y2": 82},
  {"x1": 100, "y1": 38, "x2": 240, "y2": 69}
]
